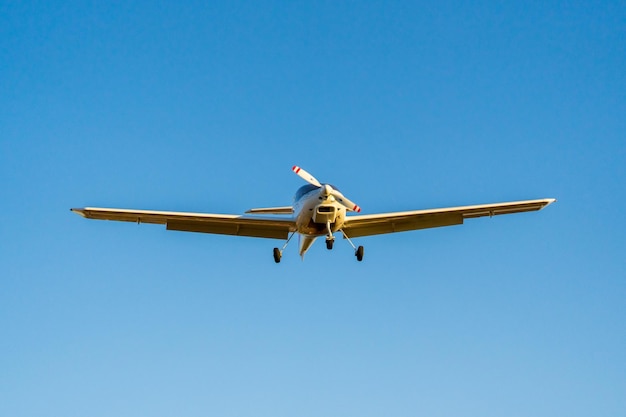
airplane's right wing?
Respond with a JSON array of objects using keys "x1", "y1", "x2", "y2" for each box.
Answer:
[
  {"x1": 71, "y1": 207, "x2": 296, "y2": 240},
  {"x1": 342, "y1": 198, "x2": 555, "y2": 238}
]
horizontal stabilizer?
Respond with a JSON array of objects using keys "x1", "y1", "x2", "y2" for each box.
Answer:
[{"x1": 245, "y1": 206, "x2": 294, "y2": 215}]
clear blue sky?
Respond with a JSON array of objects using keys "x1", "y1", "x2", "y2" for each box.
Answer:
[{"x1": 1, "y1": 1, "x2": 625, "y2": 416}]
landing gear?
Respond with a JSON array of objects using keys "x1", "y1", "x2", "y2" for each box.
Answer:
[
  {"x1": 273, "y1": 232, "x2": 296, "y2": 263},
  {"x1": 273, "y1": 248, "x2": 282, "y2": 263},
  {"x1": 355, "y1": 245, "x2": 364, "y2": 262},
  {"x1": 325, "y1": 221, "x2": 335, "y2": 250},
  {"x1": 340, "y1": 230, "x2": 364, "y2": 262}
]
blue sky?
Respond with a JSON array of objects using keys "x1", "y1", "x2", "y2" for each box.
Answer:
[{"x1": 1, "y1": 1, "x2": 625, "y2": 416}]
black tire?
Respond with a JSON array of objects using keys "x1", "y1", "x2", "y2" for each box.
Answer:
[
  {"x1": 273, "y1": 248, "x2": 281, "y2": 263},
  {"x1": 326, "y1": 239, "x2": 334, "y2": 250},
  {"x1": 355, "y1": 246, "x2": 364, "y2": 261}
]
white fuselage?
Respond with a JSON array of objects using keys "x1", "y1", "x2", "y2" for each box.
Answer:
[{"x1": 292, "y1": 184, "x2": 347, "y2": 255}]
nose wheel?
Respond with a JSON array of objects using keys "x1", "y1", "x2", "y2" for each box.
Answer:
[{"x1": 325, "y1": 221, "x2": 335, "y2": 250}]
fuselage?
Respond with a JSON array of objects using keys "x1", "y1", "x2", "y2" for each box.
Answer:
[{"x1": 292, "y1": 184, "x2": 347, "y2": 255}]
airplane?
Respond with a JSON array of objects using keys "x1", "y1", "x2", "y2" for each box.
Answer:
[{"x1": 72, "y1": 165, "x2": 556, "y2": 263}]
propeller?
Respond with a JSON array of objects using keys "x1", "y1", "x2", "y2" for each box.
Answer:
[
  {"x1": 292, "y1": 165, "x2": 361, "y2": 212},
  {"x1": 292, "y1": 165, "x2": 321, "y2": 187},
  {"x1": 332, "y1": 189, "x2": 361, "y2": 213}
]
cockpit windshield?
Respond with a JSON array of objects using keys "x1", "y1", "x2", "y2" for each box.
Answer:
[
  {"x1": 294, "y1": 184, "x2": 319, "y2": 201},
  {"x1": 294, "y1": 183, "x2": 341, "y2": 201}
]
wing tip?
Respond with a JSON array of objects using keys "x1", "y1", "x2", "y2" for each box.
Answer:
[
  {"x1": 70, "y1": 208, "x2": 87, "y2": 217},
  {"x1": 543, "y1": 198, "x2": 557, "y2": 208}
]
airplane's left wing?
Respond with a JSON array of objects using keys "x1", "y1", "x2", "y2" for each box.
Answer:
[
  {"x1": 342, "y1": 198, "x2": 555, "y2": 238},
  {"x1": 71, "y1": 207, "x2": 296, "y2": 240}
]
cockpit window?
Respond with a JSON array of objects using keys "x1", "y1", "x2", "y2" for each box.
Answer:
[
  {"x1": 294, "y1": 184, "x2": 319, "y2": 200},
  {"x1": 294, "y1": 183, "x2": 342, "y2": 201}
]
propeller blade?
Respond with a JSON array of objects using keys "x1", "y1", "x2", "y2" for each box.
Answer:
[
  {"x1": 292, "y1": 165, "x2": 361, "y2": 212},
  {"x1": 331, "y1": 189, "x2": 361, "y2": 212},
  {"x1": 292, "y1": 165, "x2": 322, "y2": 187}
]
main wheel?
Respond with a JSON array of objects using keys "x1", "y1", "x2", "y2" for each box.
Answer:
[
  {"x1": 326, "y1": 239, "x2": 334, "y2": 250},
  {"x1": 273, "y1": 248, "x2": 282, "y2": 263},
  {"x1": 355, "y1": 246, "x2": 364, "y2": 261}
]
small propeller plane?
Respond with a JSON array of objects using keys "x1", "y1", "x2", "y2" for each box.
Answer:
[{"x1": 72, "y1": 165, "x2": 555, "y2": 263}]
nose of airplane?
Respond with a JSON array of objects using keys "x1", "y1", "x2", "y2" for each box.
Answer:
[{"x1": 322, "y1": 184, "x2": 333, "y2": 197}]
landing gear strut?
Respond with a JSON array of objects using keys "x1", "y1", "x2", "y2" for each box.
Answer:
[
  {"x1": 273, "y1": 231, "x2": 296, "y2": 263},
  {"x1": 340, "y1": 230, "x2": 364, "y2": 262},
  {"x1": 325, "y1": 221, "x2": 334, "y2": 250}
]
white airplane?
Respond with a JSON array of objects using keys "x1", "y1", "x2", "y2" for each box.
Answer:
[{"x1": 72, "y1": 165, "x2": 556, "y2": 263}]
